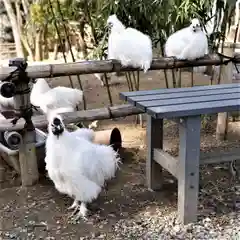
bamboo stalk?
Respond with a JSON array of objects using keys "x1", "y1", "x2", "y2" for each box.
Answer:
[
  {"x1": 103, "y1": 73, "x2": 113, "y2": 106},
  {"x1": 178, "y1": 68, "x2": 182, "y2": 87},
  {"x1": 171, "y1": 69, "x2": 176, "y2": 88},
  {"x1": 48, "y1": 0, "x2": 74, "y2": 89},
  {"x1": 55, "y1": 0, "x2": 86, "y2": 110},
  {"x1": 132, "y1": 71, "x2": 138, "y2": 90},
  {"x1": 136, "y1": 71, "x2": 140, "y2": 90},
  {"x1": 160, "y1": 42, "x2": 169, "y2": 88},
  {"x1": 191, "y1": 67, "x2": 194, "y2": 87},
  {"x1": 1, "y1": 54, "x2": 238, "y2": 81},
  {"x1": 126, "y1": 72, "x2": 134, "y2": 91},
  {"x1": 125, "y1": 72, "x2": 132, "y2": 91},
  {"x1": 0, "y1": 104, "x2": 143, "y2": 131}
]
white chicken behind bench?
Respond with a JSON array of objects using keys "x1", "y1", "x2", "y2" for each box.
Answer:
[{"x1": 45, "y1": 113, "x2": 120, "y2": 220}]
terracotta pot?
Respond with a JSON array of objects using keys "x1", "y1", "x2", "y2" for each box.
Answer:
[{"x1": 93, "y1": 127, "x2": 122, "y2": 152}]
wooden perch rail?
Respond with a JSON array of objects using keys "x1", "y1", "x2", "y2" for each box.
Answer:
[
  {"x1": 0, "y1": 54, "x2": 240, "y2": 80},
  {"x1": 0, "y1": 104, "x2": 143, "y2": 131}
]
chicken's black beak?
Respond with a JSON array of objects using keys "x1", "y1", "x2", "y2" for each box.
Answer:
[{"x1": 51, "y1": 117, "x2": 64, "y2": 137}]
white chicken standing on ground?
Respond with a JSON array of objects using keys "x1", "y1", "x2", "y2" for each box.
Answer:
[
  {"x1": 45, "y1": 113, "x2": 120, "y2": 220},
  {"x1": 107, "y1": 14, "x2": 152, "y2": 73},
  {"x1": 30, "y1": 78, "x2": 83, "y2": 115}
]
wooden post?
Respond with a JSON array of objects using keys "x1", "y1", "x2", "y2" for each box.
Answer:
[
  {"x1": 146, "y1": 115, "x2": 163, "y2": 190},
  {"x1": 9, "y1": 59, "x2": 39, "y2": 186},
  {"x1": 178, "y1": 116, "x2": 201, "y2": 224},
  {"x1": 216, "y1": 43, "x2": 234, "y2": 141}
]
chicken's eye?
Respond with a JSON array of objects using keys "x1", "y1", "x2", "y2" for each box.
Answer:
[{"x1": 53, "y1": 118, "x2": 61, "y2": 126}]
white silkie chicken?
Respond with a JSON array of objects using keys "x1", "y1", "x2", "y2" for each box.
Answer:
[
  {"x1": 165, "y1": 18, "x2": 209, "y2": 60},
  {"x1": 165, "y1": 18, "x2": 209, "y2": 74},
  {"x1": 45, "y1": 113, "x2": 120, "y2": 220},
  {"x1": 70, "y1": 127, "x2": 95, "y2": 142},
  {"x1": 107, "y1": 14, "x2": 152, "y2": 73},
  {"x1": 30, "y1": 78, "x2": 83, "y2": 114}
]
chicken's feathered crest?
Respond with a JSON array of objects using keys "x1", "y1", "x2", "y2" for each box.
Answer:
[{"x1": 107, "y1": 14, "x2": 125, "y2": 32}]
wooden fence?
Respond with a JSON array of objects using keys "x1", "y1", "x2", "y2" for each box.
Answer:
[
  {"x1": 0, "y1": 50, "x2": 239, "y2": 186},
  {"x1": 0, "y1": 53, "x2": 239, "y2": 80},
  {"x1": 0, "y1": 52, "x2": 239, "y2": 131}
]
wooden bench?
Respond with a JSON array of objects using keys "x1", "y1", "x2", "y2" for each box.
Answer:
[{"x1": 120, "y1": 83, "x2": 240, "y2": 224}]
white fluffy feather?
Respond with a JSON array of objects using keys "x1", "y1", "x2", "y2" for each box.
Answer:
[
  {"x1": 70, "y1": 128, "x2": 95, "y2": 142},
  {"x1": 45, "y1": 113, "x2": 120, "y2": 219},
  {"x1": 107, "y1": 14, "x2": 152, "y2": 72},
  {"x1": 30, "y1": 78, "x2": 83, "y2": 114},
  {"x1": 165, "y1": 18, "x2": 209, "y2": 60}
]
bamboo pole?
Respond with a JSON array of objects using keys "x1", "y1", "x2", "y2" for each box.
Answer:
[
  {"x1": 1, "y1": 54, "x2": 240, "y2": 81},
  {"x1": 0, "y1": 104, "x2": 143, "y2": 131},
  {"x1": 11, "y1": 63, "x2": 39, "y2": 186}
]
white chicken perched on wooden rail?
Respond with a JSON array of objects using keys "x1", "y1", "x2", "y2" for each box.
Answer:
[
  {"x1": 45, "y1": 113, "x2": 120, "y2": 220},
  {"x1": 30, "y1": 78, "x2": 83, "y2": 115},
  {"x1": 165, "y1": 18, "x2": 209, "y2": 78},
  {"x1": 165, "y1": 18, "x2": 209, "y2": 60},
  {"x1": 107, "y1": 14, "x2": 152, "y2": 72}
]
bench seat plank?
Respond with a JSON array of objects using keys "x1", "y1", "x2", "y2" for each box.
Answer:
[
  {"x1": 136, "y1": 92, "x2": 239, "y2": 111},
  {"x1": 127, "y1": 88, "x2": 239, "y2": 104},
  {"x1": 120, "y1": 83, "x2": 240, "y2": 100},
  {"x1": 147, "y1": 99, "x2": 239, "y2": 118}
]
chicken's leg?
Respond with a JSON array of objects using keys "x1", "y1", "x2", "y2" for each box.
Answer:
[
  {"x1": 68, "y1": 199, "x2": 79, "y2": 210},
  {"x1": 67, "y1": 199, "x2": 80, "y2": 219},
  {"x1": 74, "y1": 202, "x2": 88, "y2": 221}
]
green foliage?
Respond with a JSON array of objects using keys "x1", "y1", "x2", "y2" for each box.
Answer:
[{"x1": 27, "y1": 0, "x2": 237, "y2": 58}]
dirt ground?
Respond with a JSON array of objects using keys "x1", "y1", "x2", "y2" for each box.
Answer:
[{"x1": 0, "y1": 70, "x2": 240, "y2": 239}]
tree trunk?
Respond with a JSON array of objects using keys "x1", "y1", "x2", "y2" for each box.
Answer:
[
  {"x1": 15, "y1": 0, "x2": 22, "y2": 31},
  {"x1": 35, "y1": 30, "x2": 43, "y2": 61},
  {"x1": 3, "y1": 0, "x2": 24, "y2": 57},
  {"x1": 78, "y1": 20, "x2": 87, "y2": 58},
  {"x1": 21, "y1": 0, "x2": 30, "y2": 15},
  {"x1": 43, "y1": 24, "x2": 49, "y2": 59},
  {"x1": 84, "y1": 0, "x2": 97, "y2": 45},
  {"x1": 21, "y1": 35, "x2": 34, "y2": 61},
  {"x1": 52, "y1": 42, "x2": 58, "y2": 60}
]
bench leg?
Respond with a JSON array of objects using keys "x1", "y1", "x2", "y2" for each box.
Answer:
[
  {"x1": 178, "y1": 116, "x2": 201, "y2": 224},
  {"x1": 146, "y1": 115, "x2": 163, "y2": 190}
]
